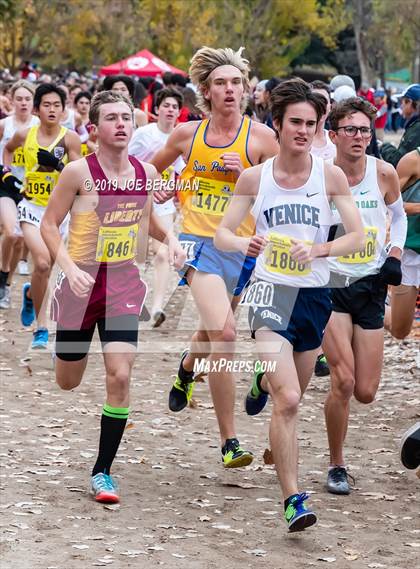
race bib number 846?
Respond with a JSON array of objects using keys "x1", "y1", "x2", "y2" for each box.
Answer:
[{"x1": 95, "y1": 224, "x2": 138, "y2": 263}]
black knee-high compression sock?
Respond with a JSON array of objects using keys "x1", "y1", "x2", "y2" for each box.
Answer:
[{"x1": 92, "y1": 403, "x2": 129, "y2": 476}]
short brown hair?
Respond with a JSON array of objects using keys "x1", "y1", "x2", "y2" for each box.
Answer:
[
  {"x1": 155, "y1": 87, "x2": 183, "y2": 110},
  {"x1": 329, "y1": 97, "x2": 377, "y2": 131},
  {"x1": 310, "y1": 80, "x2": 331, "y2": 94},
  {"x1": 89, "y1": 90, "x2": 134, "y2": 125},
  {"x1": 270, "y1": 78, "x2": 327, "y2": 133}
]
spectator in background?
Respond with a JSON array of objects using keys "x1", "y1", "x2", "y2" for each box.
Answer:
[
  {"x1": 357, "y1": 81, "x2": 375, "y2": 104},
  {"x1": 330, "y1": 74, "x2": 355, "y2": 93},
  {"x1": 68, "y1": 84, "x2": 83, "y2": 109},
  {"x1": 253, "y1": 77, "x2": 280, "y2": 129},
  {"x1": 0, "y1": 83, "x2": 13, "y2": 118},
  {"x1": 182, "y1": 87, "x2": 201, "y2": 121},
  {"x1": 139, "y1": 79, "x2": 163, "y2": 123},
  {"x1": 374, "y1": 89, "x2": 387, "y2": 141},
  {"x1": 253, "y1": 79, "x2": 269, "y2": 123},
  {"x1": 391, "y1": 91, "x2": 402, "y2": 132},
  {"x1": 171, "y1": 73, "x2": 188, "y2": 90},
  {"x1": 171, "y1": 73, "x2": 191, "y2": 123},
  {"x1": 264, "y1": 77, "x2": 281, "y2": 129},
  {"x1": 381, "y1": 84, "x2": 420, "y2": 167},
  {"x1": 162, "y1": 72, "x2": 173, "y2": 87},
  {"x1": 102, "y1": 74, "x2": 147, "y2": 127},
  {"x1": 19, "y1": 61, "x2": 32, "y2": 80},
  {"x1": 310, "y1": 80, "x2": 336, "y2": 161}
]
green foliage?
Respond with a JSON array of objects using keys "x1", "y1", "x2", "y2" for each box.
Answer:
[{"x1": 0, "y1": 0, "x2": 351, "y2": 75}]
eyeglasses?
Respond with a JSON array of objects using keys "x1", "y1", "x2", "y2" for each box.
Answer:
[{"x1": 335, "y1": 126, "x2": 372, "y2": 138}]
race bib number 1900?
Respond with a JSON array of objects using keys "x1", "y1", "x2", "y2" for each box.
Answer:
[
  {"x1": 264, "y1": 233, "x2": 311, "y2": 276},
  {"x1": 191, "y1": 177, "x2": 233, "y2": 216},
  {"x1": 95, "y1": 224, "x2": 138, "y2": 263},
  {"x1": 338, "y1": 226, "x2": 377, "y2": 264}
]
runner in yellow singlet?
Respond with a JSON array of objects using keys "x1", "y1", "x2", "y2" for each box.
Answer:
[
  {"x1": 4, "y1": 83, "x2": 81, "y2": 349},
  {"x1": 152, "y1": 47, "x2": 278, "y2": 468},
  {"x1": 0, "y1": 80, "x2": 38, "y2": 308}
]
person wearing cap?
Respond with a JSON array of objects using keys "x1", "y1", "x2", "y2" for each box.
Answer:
[
  {"x1": 381, "y1": 84, "x2": 420, "y2": 167},
  {"x1": 332, "y1": 85, "x2": 357, "y2": 104},
  {"x1": 357, "y1": 82, "x2": 375, "y2": 105},
  {"x1": 330, "y1": 74, "x2": 356, "y2": 93}
]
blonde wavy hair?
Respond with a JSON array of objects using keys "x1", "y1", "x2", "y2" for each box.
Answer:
[
  {"x1": 11, "y1": 80, "x2": 35, "y2": 98},
  {"x1": 189, "y1": 46, "x2": 250, "y2": 114}
]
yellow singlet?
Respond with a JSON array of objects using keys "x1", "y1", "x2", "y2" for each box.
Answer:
[
  {"x1": 179, "y1": 116, "x2": 254, "y2": 238},
  {"x1": 23, "y1": 125, "x2": 68, "y2": 207}
]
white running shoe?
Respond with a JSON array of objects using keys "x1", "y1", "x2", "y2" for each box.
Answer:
[
  {"x1": 18, "y1": 260, "x2": 30, "y2": 275},
  {"x1": 0, "y1": 287, "x2": 11, "y2": 309}
]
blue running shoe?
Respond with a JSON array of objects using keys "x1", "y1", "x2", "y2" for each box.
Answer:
[
  {"x1": 21, "y1": 282, "x2": 35, "y2": 327},
  {"x1": 31, "y1": 327, "x2": 49, "y2": 350},
  {"x1": 245, "y1": 362, "x2": 268, "y2": 416},
  {"x1": 90, "y1": 472, "x2": 119, "y2": 503},
  {"x1": 284, "y1": 492, "x2": 317, "y2": 532}
]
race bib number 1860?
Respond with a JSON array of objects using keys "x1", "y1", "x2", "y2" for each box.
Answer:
[{"x1": 240, "y1": 281, "x2": 274, "y2": 307}]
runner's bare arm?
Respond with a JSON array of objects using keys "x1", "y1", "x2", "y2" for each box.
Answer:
[
  {"x1": 65, "y1": 130, "x2": 82, "y2": 161},
  {"x1": 135, "y1": 108, "x2": 148, "y2": 128},
  {"x1": 396, "y1": 150, "x2": 419, "y2": 191},
  {"x1": 150, "y1": 123, "x2": 194, "y2": 204},
  {"x1": 398, "y1": 159, "x2": 420, "y2": 213},
  {"x1": 151, "y1": 122, "x2": 195, "y2": 173},
  {"x1": 149, "y1": 211, "x2": 187, "y2": 270},
  {"x1": 3, "y1": 128, "x2": 29, "y2": 167},
  {"x1": 138, "y1": 161, "x2": 186, "y2": 268},
  {"x1": 40, "y1": 161, "x2": 95, "y2": 297},
  {"x1": 248, "y1": 122, "x2": 279, "y2": 164},
  {"x1": 215, "y1": 165, "x2": 264, "y2": 257},
  {"x1": 321, "y1": 163, "x2": 365, "y2": 258},
  {"x1": 0, "y1": 120, "x2": 5, "y2": 148}
]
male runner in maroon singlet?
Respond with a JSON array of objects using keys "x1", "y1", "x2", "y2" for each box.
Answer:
[{"x1": 41, "y1": 91, "x2": 186, "y2": 503}]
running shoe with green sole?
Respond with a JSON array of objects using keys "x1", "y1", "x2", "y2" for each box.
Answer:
[
  {"x1": 168, "y1": 349, "x2": 195, "y2": 412},
  {"x1": 284, "y1": 492, "x2": 317, "y2": 532},
  {"x1": 221, "y1": 437, "x2": 253, "y2": 468},
  {"x1": 245, "y1": 362, "x2": 268, "y2": 416},
  {"x1": 315, "y1": 354, "x2": 330, "y2": 377}
]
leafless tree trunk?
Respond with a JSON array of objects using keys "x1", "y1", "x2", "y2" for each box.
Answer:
[
  {"x1": 351, "y1": 0, "x2": 376, "y2": 86},
  {"x1": 413, "y1": 36, "x2": 420, "y2": 83}
]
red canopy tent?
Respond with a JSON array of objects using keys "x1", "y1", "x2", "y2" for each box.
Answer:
[{"x1": 100, "y1": 49, "x2": 186, "y2": 77}]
